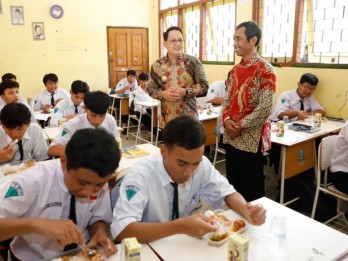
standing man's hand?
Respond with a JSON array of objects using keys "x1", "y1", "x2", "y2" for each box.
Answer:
[
  {"x1": 163, "y1": 88, "x2": 181, "y2": 102},
  {"x1": 224, "y1": 119, "x2": 242, "y2": 138}
]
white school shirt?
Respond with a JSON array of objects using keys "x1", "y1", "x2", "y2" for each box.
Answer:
[
  {"x1": 331, "y1": 120, "x2": 348, "y2": 173},
  {"x1": 50, "y1": 97, "x2": 85, "y2": 127},
  {"x1": 33, "y1": 88, "x2": 69, "y2": 111},
  {"x1": 50, "y1": 113, "x2": 119, "y2": 146},
  {"x1": 0, "y1": 101, "x2": 37, "y2": 124},
  {"x1": 270, "y1": 89, "x2": 324, "y2": 122},
  {"x1": 132, "y1": 87, "x2": 154, "y2": 114},
  {"x1": 0, "y1": 123, "x2": 48, "y2": 163},
  {"x1": 205, "y1": 81, "x2": 226, "y2": 103},
  {"x1": 110, "y1": 153, "x2": 236, "y2": 238},
  {"x1": 115, "y1": 78, "x2": 138, "y2": 94},
  {"x1": 0, "y1": 159, "x2": 112, "y2": 260}
]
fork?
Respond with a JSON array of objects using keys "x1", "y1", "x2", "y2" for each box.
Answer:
[{"x1": 77, "y1": 243, "x2": 97, "y2": 257}]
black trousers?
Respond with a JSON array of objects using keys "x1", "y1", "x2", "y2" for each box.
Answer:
[
  {"x1": 331, "y1": 171, "x2": 348, "y2": 195},
  {"x1": 225, "y1": 142, "x2": 265, "y2": 202}
]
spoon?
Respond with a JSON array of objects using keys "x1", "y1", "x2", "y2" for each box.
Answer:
[{"x1": 77, "y1": 243, "x2": 97, "y2": 257}]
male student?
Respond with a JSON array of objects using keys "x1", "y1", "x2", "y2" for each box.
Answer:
[
  {"x1": 205, "y1": 73, "x2": 229, "y2": 106},
  {"x1": 33, "y1": 73, "x2": 69, "y2": 112},
  {"x1": 50, "y1": 80, "x2": 89, "y2": 127},
  {"x1": 1, "y1": 73, "x2": 27, "y2": 104},
  {"x1": 0, "y1": 128, "x2": 120, "y2": 260},
  {"x1": 48, "y1": 91, "x2": 120, "y2": 157},
  {"x1": 111, "y1": 115, "x2": 266, "y2": 243},
  {"x1": 270, "y1": 73, "x2": 325, "y2": 122},
  {"x1": 0, "y1": 103, "x2": 48, "y2": 163},
  {"x1": 0, "y1": 80, "x2": 36, "y2": 123}
]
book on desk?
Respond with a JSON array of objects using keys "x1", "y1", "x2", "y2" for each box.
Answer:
[{"x1": 122, "y1": 145, "x2": 150, "y2": 158}]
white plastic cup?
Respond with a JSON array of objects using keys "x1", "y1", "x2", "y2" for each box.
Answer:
[
  {"x1": 270, "y1": 214, "x2": 286, "y2": 241},
  {"x1": 283, "y1": 116, "x2": 289, "y2": 124}
]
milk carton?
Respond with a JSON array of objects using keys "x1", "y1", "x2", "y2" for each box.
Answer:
[
  {"x1": 228, "y1": 233, "x2": 248, "y2": 261},
  {"x1": 123, "y1": 237, "x2": 141, "y2": 261}
]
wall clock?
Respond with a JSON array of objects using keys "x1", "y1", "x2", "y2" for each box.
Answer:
[{"x1": 50, "y1": 5, "x2": 64, "y2": 19}]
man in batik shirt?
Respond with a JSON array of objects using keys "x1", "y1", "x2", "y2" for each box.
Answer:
[
  {"x1": 221, "y1": 21, "x2": 276, "y2": 202},
  {"x1": 147, "y1": 26, "x2": 209, "y2": 128}
]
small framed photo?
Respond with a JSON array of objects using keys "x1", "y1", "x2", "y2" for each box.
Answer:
[
  {"x1": 32, "y1": 22, "x2": 45, "y2": 40},
  {"x1": 11, "y1": 6, "x2": 24, "y2": 25}
]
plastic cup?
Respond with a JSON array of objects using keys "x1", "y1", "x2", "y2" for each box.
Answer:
[{"x1": 270, "y1": 214, "x2": 286, "y2": 241}]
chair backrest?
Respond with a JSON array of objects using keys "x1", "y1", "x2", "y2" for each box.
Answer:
[{"x1": 318, "y1": 135, "x2": 338, "y2": 171}]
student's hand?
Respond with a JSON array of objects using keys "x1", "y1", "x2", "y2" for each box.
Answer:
[
  {"x1": 242, "y1": 203, "x2": 266, "y2": 226},
  {"x1": 42, "y1": 104, "x2": 53, "y2": 112},
  {"x1": 224, "y1": 119, "x2": 242, "y2": 138},
  {"x1": 33, "y1": 219, "x2": 84, "y2": 247},
  {"x1": 0, "y1": 144, "x2": 14, "y2": 162},
  {"x1": 178, "y1": 213, "x2": 218, "y2": 238},
  {"x1": 163, "y1": 88, "x2": 181, "y2": 102},
  {"x1": 86, "y1": 231, "x2": 117, "y2": 257},
  {"x1": 54, "y1": 98, "x2": 64, "y2": 106},
  {"x1": 297, "y1": 111, "x2": 308, "y2": 120}
]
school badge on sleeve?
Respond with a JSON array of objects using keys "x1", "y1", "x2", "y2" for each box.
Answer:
[
  {"x1": 5, "y1": 182, "x2": 24, "y2": 198},
  {"x1": 125, "y1": 185, "x2": 139, "y2": 201}
]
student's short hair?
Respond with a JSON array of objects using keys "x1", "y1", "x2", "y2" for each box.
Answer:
[
  {"x1": 127, "y1": 70, "x2": 137, "y2": 77},
  {"x1": 43, "y1": 73, "x2": 58, "y2": 84},
  {"x1": 84, "y1": 91, "x2": 109, "y2": 114},
  {"x1": 162, "y1": 115, "x2": 206, "y2": 150},
  {"x1": 71, "y1": 80, "x2": 90, "y2": 95},
  {"x1": 65, "y1": 128, "x2": 120, "y2": 178},
  {"x1": 0, "y1": 80, "x2": 20, "y2": 95},
  {"x1": 139, "y1": 72, "x2": 149, "y2": 81},
  {"x1": 0, "y1": 103, "x2": 31, "y2": 128},
  {"x1": 300, "y1": 73, "x2": 319, "y2": 86},
  {"x1": 1, "y1": 73, "x2": 16, "y2": 81},
  {"x1": 235, "y1": 20, "x2": 262, "y2": 46},
  {"x1": 163, "y1": 26, "x2": 183, "y2": 41}
]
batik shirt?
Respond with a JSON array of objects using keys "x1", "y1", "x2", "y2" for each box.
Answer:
[
  {"x1": 221, "y1": 53, "x2": 276, "y2": 153},
  {"x1": 147, "y1": 53, "x2": 209, "y2": 128}
]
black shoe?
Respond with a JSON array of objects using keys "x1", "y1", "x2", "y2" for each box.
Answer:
[{"x1": 122, "y1": 129, "x2": 127, "y2": 135}]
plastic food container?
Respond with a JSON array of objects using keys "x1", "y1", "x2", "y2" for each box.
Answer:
[{"x1": 203, "y1": 231, "x2": 232, "y2": 247}]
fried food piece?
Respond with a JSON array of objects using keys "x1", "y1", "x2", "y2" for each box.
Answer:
[{"x1": 232, "y1": 219, "x2": 245, "y2": 232}]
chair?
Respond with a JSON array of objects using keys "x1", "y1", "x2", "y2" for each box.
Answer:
[
  {"x1": 311, "y1": 135, "x2": 348, "y2": 226},
  {"x1": 211, "y1": 115, "x2": 226, "y2": 166},
  {"x1": 126, "y1": 100, "x2": 143, "y2": 144}
]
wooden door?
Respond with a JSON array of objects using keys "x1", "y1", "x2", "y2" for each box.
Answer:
[{"x1": 107, "y1": 27, "x2": 149, "y2": 87}]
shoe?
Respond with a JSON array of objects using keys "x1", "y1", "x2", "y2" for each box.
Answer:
[{"x1": 122, "y1": 129, "x2": 127, "y2": 135}]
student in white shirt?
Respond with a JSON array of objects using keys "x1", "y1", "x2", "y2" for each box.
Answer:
[
  {"x1": 50, "y1": 80, "x2": 89, "y2": 127},
  {"x1": 48, "y1": 91, "x2": 120, "y2": 157},
  {"x1": 111, "y1": 115, "x2": 266, "y2": 243},
  {"x1": 0, "y1": 80, "x2": 36, "y2": 123},
  {"x1": 33, "y1": 73, "x2": 69, "y2": 112},
  {"x1": 109, "y1": 70, "x2": 138, "y2": 131},
  {"x1": 205, "y1": 78, "x2": 228, "y2": 106},
  {"x1": 330, "y1": 121, "x2": 348, "y2": 194},
  {"x1": 270, "y1": 73, "x2": 325, "y2": 122},
  {"x1": 132, "y1": 72, "x2": 157, "y2": 132},
  {"x1": 0, "y1": 103, "x2": 48, "y2": 163},
  {"x1": 0, "y1": 128, "x2": 120, "y2": 260},
  {"x1": 1, "y1": 73, "x2": 27, "y2": 105}
]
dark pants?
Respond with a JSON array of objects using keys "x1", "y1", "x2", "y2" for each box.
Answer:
[
  {"x1": 331, "y1": 171, "x2": 348, "y2": 195},
  {"x1": 225, "y1": 142, "x2": 265, "y2": 202}
]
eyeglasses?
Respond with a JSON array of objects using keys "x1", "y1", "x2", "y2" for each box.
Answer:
[{"x1": 168, "y1": 39, "x2": 184, "y2": 45}]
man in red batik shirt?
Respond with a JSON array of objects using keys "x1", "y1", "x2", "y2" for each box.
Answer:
[{"x1": 221, "y1": 21, "x2": 276, "y2": 202}]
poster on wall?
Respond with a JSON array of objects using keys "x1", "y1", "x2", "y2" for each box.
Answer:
[
  {"x1": 11, "y1": 6, "x2": 24, "y2": 25},
  {"x1": 32, "y1": 22, "x2": 45, "y2": 40}
]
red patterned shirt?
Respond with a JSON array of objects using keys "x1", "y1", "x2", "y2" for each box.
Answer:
[{"x1": 222, "y1": 53, "x2": 276, "y2": 153}]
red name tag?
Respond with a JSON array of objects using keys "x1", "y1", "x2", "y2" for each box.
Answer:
[{"x1": 90, "y1": 195, "x2": 97, "y2": 200}]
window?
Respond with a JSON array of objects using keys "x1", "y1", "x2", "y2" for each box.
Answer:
[
  {"x1": 159, "y1": 0, "x2": 236, "y2": 63},
  {"x1": 254, "y1": 0, "x2": 348, "y2": 66}
]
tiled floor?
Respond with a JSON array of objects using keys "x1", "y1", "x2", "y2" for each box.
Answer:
[{"x1": 122, "y1": 129, "x2": 348, "y2": 235}]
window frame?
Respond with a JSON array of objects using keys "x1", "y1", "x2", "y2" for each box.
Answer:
[
  {"x1": 253, "y1": 0, "x2": 348, "y2": 69},
  {"x1": 158, "y1": 0, "x2": 236, "y2": 65}
]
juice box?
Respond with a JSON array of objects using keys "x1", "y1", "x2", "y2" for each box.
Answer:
[
  {"x1": 228, "y1": 233, "x2": 249, "y2": 261},
  {"x1": 123, "y1": 237, "x2": 141, "y2": 261}
]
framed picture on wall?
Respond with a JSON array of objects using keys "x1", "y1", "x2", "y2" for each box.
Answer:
[
  {"x1": 32, "y1": 22, "x2": 45, "y2": 40},
  {"x1": 11, "y1": 6, "x2": 24, "y2": 25}
]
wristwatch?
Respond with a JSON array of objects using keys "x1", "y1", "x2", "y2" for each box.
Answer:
[{"x1": 186, "y1": 89, "x2": 189, "y2": 97}]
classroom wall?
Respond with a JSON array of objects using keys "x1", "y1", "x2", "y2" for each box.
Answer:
[
  {"x1": 0, "y1": 0, "x2": 159, "y2": 99},
  {"x1": 203, "y1": 0, "x2": 348, "y2": 119}
]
